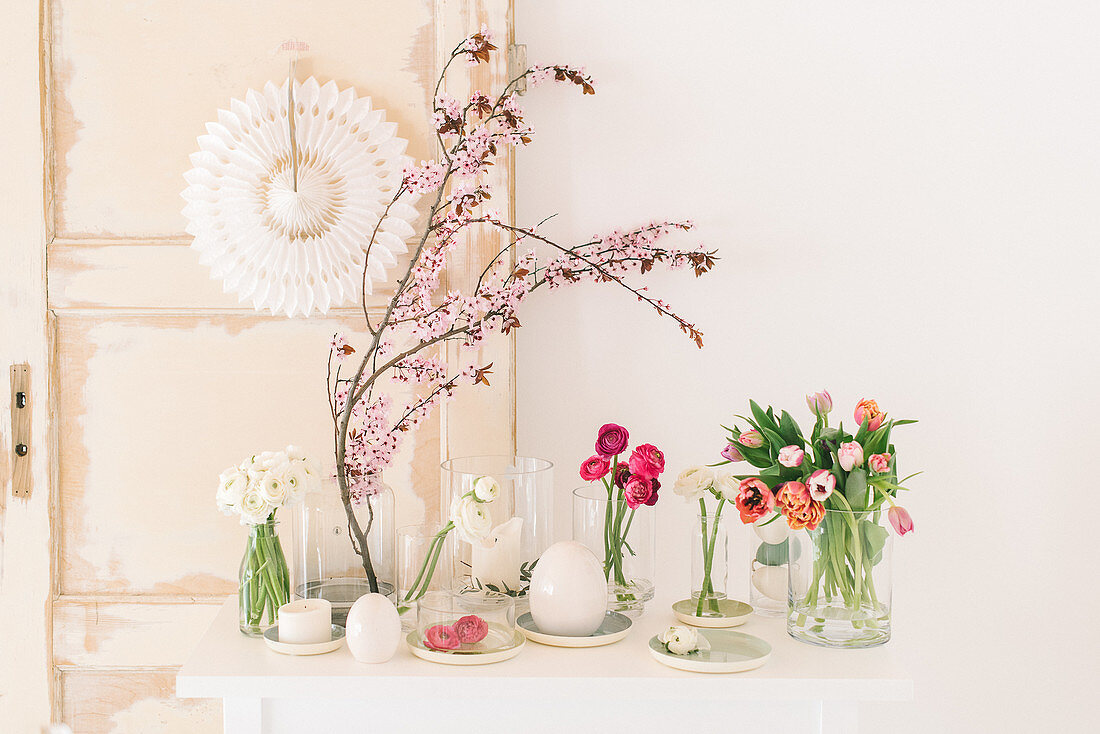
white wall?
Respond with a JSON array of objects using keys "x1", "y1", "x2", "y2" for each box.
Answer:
[{"x1": 516, "y1": 2, "x2": 1100, "y2": 732}]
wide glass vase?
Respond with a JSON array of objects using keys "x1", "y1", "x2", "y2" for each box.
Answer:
[
  {"x1": 691, "y1": 510, "x2": 728, "y2": 618},
  {"x1": 572, "y1": 485, "x2": 656, "y2": 616},
  {"x1": 441, "y1": 455, "x2": 553, "y2": 604},
  {"x1": 239, "y1": 517, "x2": 290, "y2": 636},
  {"x1": 291, "y1": 477, "x2": 395, "y2": 625},
  {"x1": 788, "y1": 508, "x2": 893, "y2": 648},
  {"x1": 750, "y1": 511, "x2": 792, "y2": 617}
]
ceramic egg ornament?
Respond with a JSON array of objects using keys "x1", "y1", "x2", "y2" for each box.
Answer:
[
  {"x1": 345, "y1": 593, "x2": 401, "y2": 663},
  {"x1": 529, "y1": 541, "x2": 607, "y2": 636}
]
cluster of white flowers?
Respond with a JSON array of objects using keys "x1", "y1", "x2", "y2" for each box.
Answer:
[
  {"x1": 216, "y1": 445, "x2": 320, "y2": 525},
  {"x1": 671, "y1": 465, "x2": 738, "y2": 502},
  {"x1": 448, "y1": 475, "x2": 501, "y2": 546}
]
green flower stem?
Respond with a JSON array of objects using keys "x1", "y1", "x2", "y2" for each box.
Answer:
[{"x1": 398, "y1": 522, "x2": 455, "y2": 614}]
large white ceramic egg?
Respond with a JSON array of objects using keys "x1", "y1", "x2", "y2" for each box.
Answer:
[
  {"x1": 753, "y1": 514, "x2": 789, "y2": 545},
  {"x1": 345, "y1": 593, "x2": 401, "y2": 663},
  {"x1": 529, "y1": 541, "x2": 607, "y2": 636}
]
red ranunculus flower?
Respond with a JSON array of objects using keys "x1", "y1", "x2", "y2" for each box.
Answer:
[
  {"x1": 595, "y1": 423, "x2": 630, "y2": 458},
  {"x1": 579, "y1": 454, "x2": 611, "y2": 481},
  {"x1": 424, "y1": 624, "x2": 460, "y2": 650},
  {"x1": 627, "y1": 443, "x2": 665, "y2": 479},
  {"x1": 452, "y1": 615, "x2": 488, "y2": 644},
  {"x1": 623, "y1": 475, "x2": 654, "y2": 509}
]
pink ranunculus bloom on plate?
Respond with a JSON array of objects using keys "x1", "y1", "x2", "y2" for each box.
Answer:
[
  {"x1": 579, "y1": 454, "x2": 611, "y2": 481},
  {"x1": 737, "y1": 430, "x2": 763, "y2": 448},
  {"x1": 869, "y1": 452, "x2": 891, "y2": 474},
  {"x1": 854, "y1": 399, "x2": 886, "y2": 431},
  {"x1": 734, "y1": 478, "x2": 775, "y2": 524},
  {"x1": 806, "y1": 469, "x2": 836, "y2": 502},
  {"x1": 628, "y1": 443, "x2": 665, "y2": 479},
  {"x1": 778, "y1": 445, "x2": 805, "y2": 468},
  {"x1": 721, "y1": 442, "x2": 744, "y2": 462},
  {"x1": 452, "y1": 615, "x2": 488, "y2": 644},
  {"x1": 837, "y1": 441, "x2": 864, "y2": 471},
  {"x1": 888, "y1": 505, "x2": 914, "y2": 536},
  {"x1": 623, "y1": 475, "x2": 656, "y2": 509},
  {"x1": 424, "y1": 624, "x2": 460, "y2": 651},
  {"x1": 595, "y1": 423, "x2": 630, "y2": 458}
]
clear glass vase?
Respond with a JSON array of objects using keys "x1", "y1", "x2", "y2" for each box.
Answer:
[
  {"x1": 396, "y1": 523, "x2": 452, "y2": 630},
  {"x1": 239, "y1": 517, "x2": 290, "y2": 636},
  {"x1": 441, "y1": 455, "x2": 553, "y2": 603},
  {"x1": 572, "y1": 485, "x2": 656, "y2": 616},
  {"x1": 788, "y1": 508, "x2": 893, "y2": 648},
  {"x1": 291, "y1": 477, "x2": 395, "y2": 626},
  {"x1": 691, "y1": 510, "x2": 728, "y2": 618},
  {"x1": 415, "y1": 590, "x2": 516, "y2": 654},
  {"x1": 750, "y1": 511, "x2": 791, "y2": 617}
]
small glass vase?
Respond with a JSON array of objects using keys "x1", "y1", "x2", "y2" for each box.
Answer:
[
  {"x1": 396, "y1": 523, "x2": 453, "y2": 630},
  {"x1": 788, "y1": 507, "x2": 893, "y2": 648},
  {"x1": 416, "y1": 590, "x2": 517, "y2": 654},
  {"x1": 691, "y1": 510, "x2": 728, "y2": 618},
  {"x1": 239, "y1": 517, "x2": 290, "y2": 636},
  {"x1": 572, "y1": 485, "x2": 656, "y2": 616},
  {"x1": 291, "y1": 477, "x2": 396, "y2": 626},
  {"x1": 749, "y1": 511, "x2": 791, "y2": 617}
]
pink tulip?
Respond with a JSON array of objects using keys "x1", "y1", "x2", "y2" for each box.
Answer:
[
  {"x1": 721, "y1": 443, "x2": 744, "y2": 462},
  {"x1": 869, "y1": 453, "x2": 891, "y2": 474},
  {"x1": 854, "y1": 399, "x2": 886, "y2": 431},
  {"x1": 806, "y1": 390, "x2": 833, "y2": 416},
  {"x1": 807, "y1": 469, "x2": 836, "y2": 502},
  {"x1": 737, "y1": 430, "x2": 764, "y2": 448},
  {"x1": 778, "y1": 445, "x2": 805, "y2": 468},
  {"x1": 837, "y1": 441, "x2": 864, "y2": 471},
  {"x1": 888, "y1": 505, "x2": 914, "y2": 536}
]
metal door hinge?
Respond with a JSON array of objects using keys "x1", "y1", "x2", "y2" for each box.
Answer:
[
  {"x1": 10, "y1": 364, "x2": 31, "y2": 498},
  {"x1": 509, "y1": 44, "x2": 528, "y2": 95}
]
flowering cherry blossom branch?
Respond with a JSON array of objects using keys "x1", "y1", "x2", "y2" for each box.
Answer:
[{"x1": 327, "y1": 27, "x2": 716, "y2": 592}]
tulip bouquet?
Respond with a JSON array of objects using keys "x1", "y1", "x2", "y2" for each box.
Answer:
[
  {"x1": 215, "y1": 447, "x2": 321, "y2": 635},
  {"x1": 720, "y1": 393, "x2": 918, "y2": 647},
  {"x1": 578, "y1": 423, "x2": 665, "y2": 610}
]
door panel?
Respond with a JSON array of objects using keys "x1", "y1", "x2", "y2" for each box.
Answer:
[{"x1": 26, "y1": 0, "x2": 518, "y2": 730}]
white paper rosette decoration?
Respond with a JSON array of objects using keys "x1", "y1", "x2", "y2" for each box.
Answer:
[{"x1": 182, "y1": 77, "x2": 418, "y2": 317}]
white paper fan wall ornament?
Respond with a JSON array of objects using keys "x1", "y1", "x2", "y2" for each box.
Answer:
[{"x1": 182, "y1": 77, "x2": 420, "y2": 317}]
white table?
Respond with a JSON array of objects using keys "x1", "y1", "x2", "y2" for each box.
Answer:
[{"x1": 177, "y1": 596, "x2": 912, "y2": 734}]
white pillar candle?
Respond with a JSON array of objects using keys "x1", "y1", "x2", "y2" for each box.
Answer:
[
  {"x1": 472, "y1": 517, "x2": 523, "y2": 591},
  {"x1": 278, "y1": 598, "x2": 332, "y2": 644}
]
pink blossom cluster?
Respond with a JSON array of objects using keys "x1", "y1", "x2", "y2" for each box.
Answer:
[
  {"x1": 527, "y1": 64, "x2": 595, "y2": 94},
  {"x1": 541, "y1": 221, "x2": 706, "y2": 288},
  {"x1": 393, "y1": 354, "x2": 448, "y2": 385},
  {"x1": 403, "y1": 160, "x2": 446, "y2": 195}
]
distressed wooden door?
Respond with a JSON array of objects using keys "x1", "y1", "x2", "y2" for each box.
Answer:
[{"x1": 0, "y1": 1, "x2": 515, "y2": 731}]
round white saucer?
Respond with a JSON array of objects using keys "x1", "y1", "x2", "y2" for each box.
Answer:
[
  {"x1": 672, "y1": 598, "x2": 753, "y2": 628},
  {"x1": 516, "y1": 612, "x2": 632, "y2": 648},
  {"x1": 263, "y1": 624, "x2": 345, "y2": 656}
]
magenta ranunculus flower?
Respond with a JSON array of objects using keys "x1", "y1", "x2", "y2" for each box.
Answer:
[
  {"x1": 737, "y1": 430, "x2": 764, "y2": 448},
  {"x1": 807, "y1": 469, "x2": 836, "y2": 502},
  {"x1": 721, "y1": 442, "x2": 744, "y2": 462},
  {"x1": 647, "y1": 478, "x2": 660, "y2": 506},
  {"x1": 623, "y1": 475, "x2": 654, "y2": 509},
  {"x1": 838, "y1": 441, "x2": 865, "y2": 471},
  {"x1": 452, "y1": 615, "x2": 488, "y2": 644},
  {"x1": 424, "y1": 624, "x2": 460, "y2": 650},
  {"x1": 778, "y1": 445, "x2": 805, "y2": 468},
  {"x1": 595, "y1": 423, "x2": 630, "y2": 458},
  {"x1": 888, "y1": 505, "x2": 914, "y2": 536},
  {"x1": 627, "y1": 443, "x2": 665, "y2": 479},
  {"x1": 869, "y1": 453, "x2": 891, "y2": 474},
  {"x1": 579, "y1": 454, "x2": 611, "y2": 481}
]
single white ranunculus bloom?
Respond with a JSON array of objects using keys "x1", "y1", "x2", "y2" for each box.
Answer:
[
  {"x1": 259, "y1": 469, "x2": 289, "y2": 507},
  {"x1": 239, "y1": 490, "x2": 272, "y2": 525},
  {"x1": 450, "y1": 494, "x2": 493, "y2": 545},
  {"x1": 285, "y1": 444, "x2": 307, "y2": 462},
  {"x1": 282, "y1": 460, "x2": 312, "y2": 504},
  {"x1": 672, "y1": 466, "x2": 715, "y2": 501},
  {"x1": 216, "y1": 467, "x2": 249, "y2": 514},
  {"x1": 658, "y1": 625, "x2": 709, "y2": 655},
  {"x1": 472, "y1": 475, "x2": 500, "y2": 503},
  {"x1": 714, "y1": 471, "x2": 739, "y2": 501}
]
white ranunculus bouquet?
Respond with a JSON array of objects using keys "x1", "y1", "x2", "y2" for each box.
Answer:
[{"x1": 216, "y1": 447, "x2": 319, "y2": 526}]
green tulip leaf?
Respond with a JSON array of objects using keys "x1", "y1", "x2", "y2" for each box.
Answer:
[
  {"x1": 755, "y1": 537, "x2": 802, "y2": 566},
  {"x1": 845, "y1": 467, "x2": 868, "y2": 509},
  {"x1": 861, "y1": 520, "x2": 888, "y2": 566}
]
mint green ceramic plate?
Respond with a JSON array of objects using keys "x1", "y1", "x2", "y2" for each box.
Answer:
[
  {"x1": 672, "y1": 598, "x2": 753, "y2": 628},
  {"x1": 648, "y1": 629, "x2": 771, "y2": 673}
]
